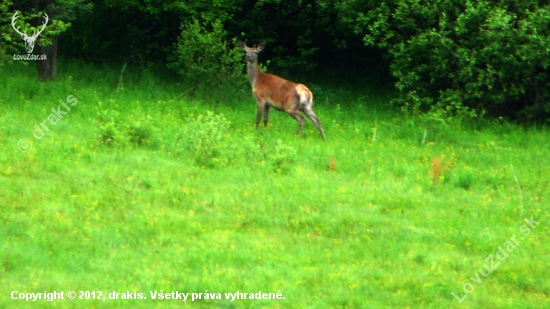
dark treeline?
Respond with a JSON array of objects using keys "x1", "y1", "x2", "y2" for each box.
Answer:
[{"x1": 2, "y1": 0, "x2": 550, "y2": 120}]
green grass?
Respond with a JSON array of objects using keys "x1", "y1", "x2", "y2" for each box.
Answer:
[{"x1": 1, "y1": 61, "x2": 549, "y2": 308}]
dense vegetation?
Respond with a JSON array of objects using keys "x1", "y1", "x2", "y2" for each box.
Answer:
[
  {"x1": 2, "y1": 0, "x2": 550, "y2": 119},
  {"x1": 349, "y1": 0, "x2": 550, "y2": 120}
]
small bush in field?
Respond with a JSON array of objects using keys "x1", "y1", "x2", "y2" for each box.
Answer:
[
  {"x1": 182, "y1": 111, "x2": 232, "y2": 167},
  {"x1": 127, "y1": 114, "x2": 156, "y2": 147},
  {"x1": 96, "y1": 104, "x2": 157, "y2": 148},
  {"x1": 96, "y1": 108, "x2": 128, "y2": 147},
  {"x1": 454, "y1": 172, "x2": 474, "y2": 190},
  {"x1": 270, "y1": 139, "x2": 297, "y2": 174}
]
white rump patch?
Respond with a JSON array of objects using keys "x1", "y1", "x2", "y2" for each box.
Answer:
[{"x1": 299, "y1": 92, "x2": 309, "y2": 104}]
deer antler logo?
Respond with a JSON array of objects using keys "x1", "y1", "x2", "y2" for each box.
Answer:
[{"x1": 11, "y1": 11, "x2": 49, "y2": 54}]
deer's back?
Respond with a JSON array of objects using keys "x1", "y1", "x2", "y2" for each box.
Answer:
[{"x1": 254, "y1": 73, "x2": 306, "y2": 110}]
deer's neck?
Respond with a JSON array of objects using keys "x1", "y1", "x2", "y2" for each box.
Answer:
[{"x1": 247, "y1": 60, "x2": 262, "y2": 87}]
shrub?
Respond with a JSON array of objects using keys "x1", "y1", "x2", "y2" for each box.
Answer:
[
  {"x1": 127, "y1": 114, "x2": 156, "y2": 147},
  {"x1": 344, "y1": 0, "x2": 550, "y2": 120},
  {"x1": 168, "y1": 18, "x2": 243, "y2": 93},
  {"x1": 269, "y1": 139, "x2": 297, "y2": 174},
  {"x1": 454, "y1": 172, "x2": 474, "y2": 190},
  {"x1": 181, "y1": 111, "x2": 232, "y2": 167},
  {"x1": 96, "y1": 107, "x2": 128, "y2": 147},
  {"x1": 95, "y1": 104, "x2": 157, "y2": 148}
]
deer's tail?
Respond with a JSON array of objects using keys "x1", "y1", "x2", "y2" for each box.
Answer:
[{"x1": 295, "y1": 84, "x2": 313, "y2": 109}]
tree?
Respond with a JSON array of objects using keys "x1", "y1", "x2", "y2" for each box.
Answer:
[
  {"x1": 168, "y1": 18, "x2": 244, "y2": 93},
  {"x1": 62, "y1": 0, "x2": 326, "y2": 71},
  {"x1": 343, "y1": 0, "x2": 550, "y2": 120},
  {"x1": 0, "y1": 0, "x2": 15, "y2": 65},
  {"x1": 8, "y1": 0, "x2": 91, "y2": 80}
]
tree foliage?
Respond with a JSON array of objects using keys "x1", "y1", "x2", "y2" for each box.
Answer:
[
  {"x1": 168, "y1": 18, "x2": 243, "y2": 90},
  {"x1": 4, "y1": 0, "x2": 550, "y2": 120},
  {"x1": 0, "y1": 0, "x2": 14, "y2": 65},
  {"x1": 2, "y1": 0, "x2": 91, "y2": 79},
  {"x1": 345, "y1": 0, "x2": 550, "y2": 120}
]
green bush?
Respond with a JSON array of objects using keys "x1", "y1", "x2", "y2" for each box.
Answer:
[
  {"x1": 95, "y1": 104, "x2": 157, "y2": 148},
  {"x1": 454, "y1": 172, "x2": 474, "y2": 190},
  {"x1": 344, "y1": 0, "x2": 550, "y2": 120},
  {"x1": 96, "y1": 107, "x2": 127, "y2": 147},
  {"x1": 269, "y1": 139, "x2": 297, "y2": 174},
  {"x1": 168, "y1": 18, "x2": 243, "y2": 92},
  {"x1": 181, "y1": 111, "x2": 232, "y2": 167},
  {"x1": 127, "y1": 114, "x2": 156, "y2": 147}
]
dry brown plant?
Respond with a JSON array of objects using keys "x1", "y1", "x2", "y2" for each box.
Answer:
[{"x1": 431, "y1": 156, "x2": 454, "y2": 185}]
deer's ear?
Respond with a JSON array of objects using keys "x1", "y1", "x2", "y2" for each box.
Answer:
[
  {"x1": 237, "y1": 40, "x2": 246, "y2": 49},
  {"x1": 256, "y1": 42, "x2": 266, "y2": 52}
]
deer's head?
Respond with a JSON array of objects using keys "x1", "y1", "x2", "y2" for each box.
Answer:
[
  {"x1": 238, "y1": 41, "x2": 265, "y2": 63},
  {"x1": 11, "y1": 11, "x2": 49, "y2": 54}
]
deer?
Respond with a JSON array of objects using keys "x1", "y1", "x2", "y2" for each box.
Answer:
[
  {"x1": 11, "y1": 11, "x2": 49, "y2": 54},
  {"x1": 238, "y1": 41, "x2": 325, "y2": 139}
]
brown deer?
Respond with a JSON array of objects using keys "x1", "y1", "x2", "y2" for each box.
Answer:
[{"x1": 238, "y1": 41, "x2": 325, "y2": 139}]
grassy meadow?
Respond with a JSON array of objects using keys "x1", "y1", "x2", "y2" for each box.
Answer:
[{"x1": 0, "y1": 61, "x2": 549, "y2": 308}]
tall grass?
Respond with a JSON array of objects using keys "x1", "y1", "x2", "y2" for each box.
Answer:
[{"x1": 0, "y1": 60, "x2": 548, "y2": 308}]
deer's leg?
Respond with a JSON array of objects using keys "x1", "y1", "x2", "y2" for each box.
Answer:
[
  {"x1": 302, "y1": 106, "x2": 325, "y2": 139},
  {"x1": 264, "y1": 104, "x2": 270, "y2": 127},
  {"x1": 256, "y1": 102, "x2": 265, "y2": 129},
  {"x1": 287, "y1": 111, "x2": 306, "y2": 135}
]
